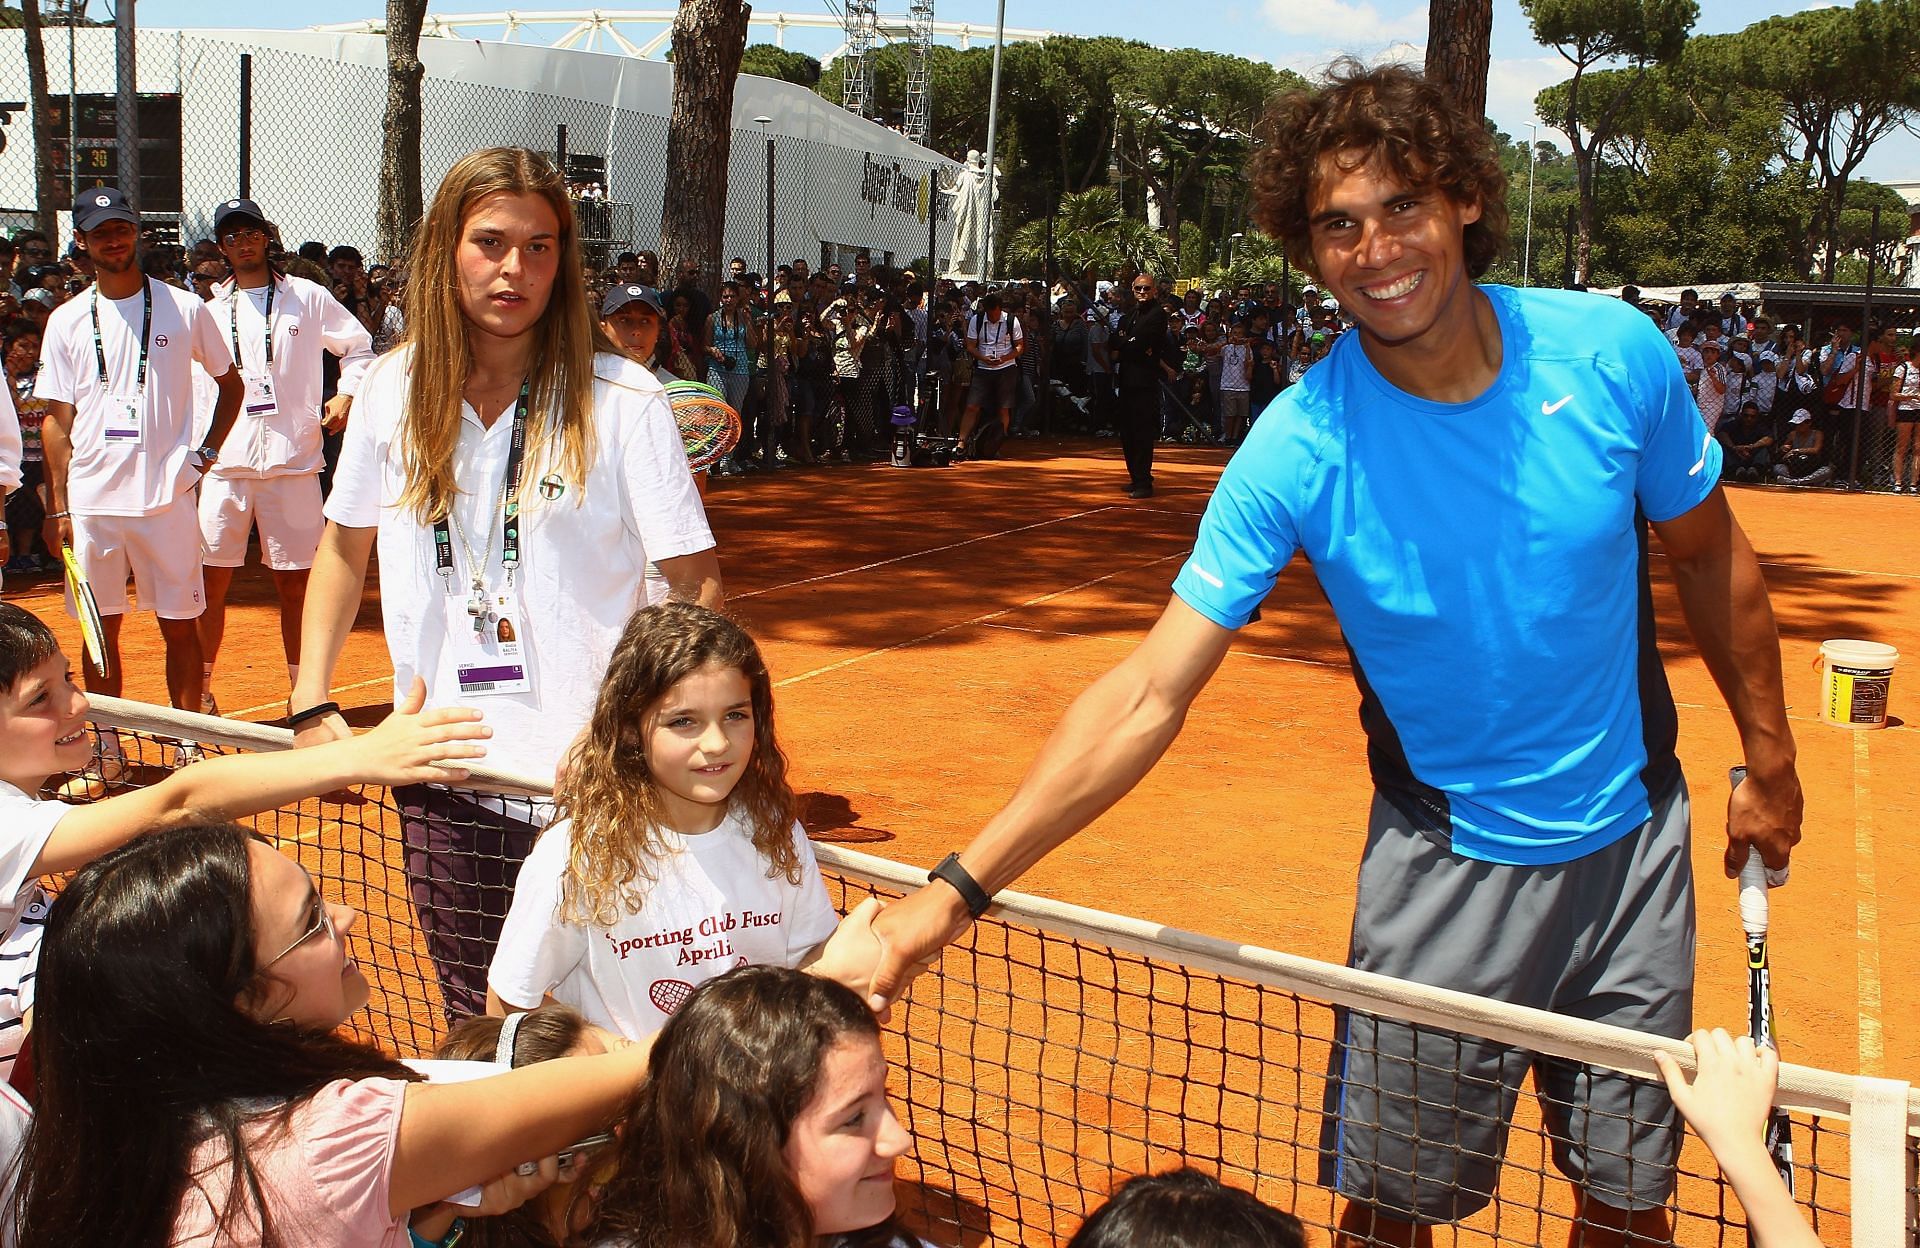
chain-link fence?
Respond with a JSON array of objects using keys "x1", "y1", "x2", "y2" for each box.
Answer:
[{"x1": 0, "y1": 26, "x2": 956, "y2": 282}]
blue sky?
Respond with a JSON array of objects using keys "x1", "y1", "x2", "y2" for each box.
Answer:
[{"x1": 124, "y1": 0, "x2": 1920, "y2": 182}]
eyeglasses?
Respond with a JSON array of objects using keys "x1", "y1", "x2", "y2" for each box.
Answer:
[
  {"x1": 219, "y1": 227, "x2": 265, "y2": 246},
  {"x1": 262, "y1": 882, "x2": 339, "y2": 969},
  {"x1": 1131, "y1": 284, "x2": 1154, "y2": 292}
]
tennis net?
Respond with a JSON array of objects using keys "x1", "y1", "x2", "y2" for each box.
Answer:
[{"x1": 76, "y1": 697, "x2": 1920, "y2": 1246}]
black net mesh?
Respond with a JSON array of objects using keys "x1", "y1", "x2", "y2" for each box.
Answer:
[{"x1": 68, "y1": 714, "x2": 1888, "y2": 1247}]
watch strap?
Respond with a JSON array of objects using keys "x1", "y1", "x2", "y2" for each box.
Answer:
[{"x1": 929, "y1": 852, "x2": 992, "y2": 920}]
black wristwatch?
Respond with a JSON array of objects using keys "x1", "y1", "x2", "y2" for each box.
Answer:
[
  {"x1": 195, "y1": 443, "x2": 219, "y2": 465},
  {"x1": 928, "y1": 853, "x2": 993, "y2": 920}
]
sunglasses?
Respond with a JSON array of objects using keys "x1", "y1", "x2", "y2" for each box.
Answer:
[{"x1": 263, "y1": 876, "x2": 339, "y2": 969}]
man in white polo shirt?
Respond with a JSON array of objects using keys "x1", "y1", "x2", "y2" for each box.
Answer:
[
  {"x1": 37, "y1": 187, "x2": 242, "y2": 729},
  {"x1": 197, "y1": 198, "x2": 375, "y2": 714}
]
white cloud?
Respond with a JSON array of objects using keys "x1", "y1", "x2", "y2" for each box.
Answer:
[
  {"x1": 1485, "y1": 54, "x2": 1568, "y2": 146},
  {"x1": 1261, "y1": 0, "x2": 1426, "y2": 44}
]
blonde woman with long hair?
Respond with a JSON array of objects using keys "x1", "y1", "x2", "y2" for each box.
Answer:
[{"x1": 292, "y1": 147, "x2": 723, "y2": 1019}]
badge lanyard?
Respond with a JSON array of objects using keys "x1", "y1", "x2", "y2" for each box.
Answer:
[
  {"x1": 91, "y1": 277, "x2": 152, "y2": 390},
  {"x1": 230, "y1": 278, "x2": 277, "y2": 370},
  {"x1": 433, "y1": 381, "x2": 530, "y2": 629}
]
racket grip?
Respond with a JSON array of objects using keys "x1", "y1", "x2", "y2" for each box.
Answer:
[{"x1": 1740, "y1": 846, "x2": 1770, "y2": 939}]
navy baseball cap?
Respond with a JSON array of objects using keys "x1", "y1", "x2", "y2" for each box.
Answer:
[
  {"x1": 601, "y1": 284, "x2": 665, "y2": 319},
  {"x1": 214, "y1": 197, "x2": 268, "y2": 234},
  {"x1": 73, "y1": 186, "x2": 138, "y2": 233}
]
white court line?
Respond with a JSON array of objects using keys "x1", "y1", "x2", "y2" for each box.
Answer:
[
  {"x1": 1853, "y1": 730, "x2": 1884, "y2": 1075},
  {"x1": 737, "y1": 505, "x2": 1155, "y2": 601},
  {"x1": 982, "y1": 621, "x2": 1346, "y2": 670},
  {"x1": 1647, "y1": 549, "x2": 1920, "y2": 583},
  {"x1": 774, "y1": 551, "x2": 1189, "y2": 689},
  {"x1": 227, "y1": 674, "x2": 391, "y2": 721}
]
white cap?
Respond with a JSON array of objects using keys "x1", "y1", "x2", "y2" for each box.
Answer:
[{"x1": 1789, "y1": 409, "x2": 1812, "y2": 425}]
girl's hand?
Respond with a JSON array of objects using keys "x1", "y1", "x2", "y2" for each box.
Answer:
[
  {"x1": 805, "y1": 897, "x2": 889, "y2": 1000},
  {"x1": 351, "y1": 677, "x2": 490, "y2": 784},
  {"x1": 1653, "y1": 1028, "x2": 1778, "y2": 1162}
]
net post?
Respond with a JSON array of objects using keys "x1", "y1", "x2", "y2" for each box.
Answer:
[{"x1": 1847, "y1": 1074, "x2": 1914, "y2": 1248}]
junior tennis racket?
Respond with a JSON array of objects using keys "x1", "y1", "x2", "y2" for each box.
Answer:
[
  {"x1": 1729, "y1": 765, "x2": 1795, "y2": 1205},
  {"x1": 61, "y1": 544, "x2": 109, "y2": 679},
  {"x1": 664, "y1": 380, "x2": 741, "y2": 472}
]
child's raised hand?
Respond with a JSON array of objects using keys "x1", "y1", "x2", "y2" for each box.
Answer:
[
  {"x1": 353, "y1": 677, "x2": 491, "y2": 784},
  {"x1": 1654, "y1": 1028, "x2": 1778, "y2": 1161}
]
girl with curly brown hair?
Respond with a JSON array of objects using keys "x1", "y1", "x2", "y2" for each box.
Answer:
[{"x1": 487, "y1": 602, "x2": 882, "y2": 1041}]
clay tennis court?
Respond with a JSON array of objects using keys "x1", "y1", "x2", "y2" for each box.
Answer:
[{"x1": 11, "y1": 436, "x2": 1917, "y2": 1240}]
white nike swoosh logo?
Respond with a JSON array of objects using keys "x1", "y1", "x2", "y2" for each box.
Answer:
[
  {"x1": 1542, "y1": 394, "x2": 1574, "y2": 415},
  {"x1": 1688, "y1": 430, "x2": 1712, "y2": 476},
  {"x1": 1190, "y1": 564, "x2": 1224, "y2": 589}
]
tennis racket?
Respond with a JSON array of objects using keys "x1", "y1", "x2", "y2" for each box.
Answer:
[
  {"x1": 664, "y1": 380, "x2": 741, "y2": 472},
  {"x1": 61, "y1": 544, "x2": 109, "y2": 680},
  {"x1": 1729, "y1": 765, "x2": 1795, "y2": 1204}
]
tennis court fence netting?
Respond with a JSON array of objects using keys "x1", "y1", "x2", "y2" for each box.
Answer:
[{"x1": 73, "y1": 697, "x2": 1920, "y2": 1247}]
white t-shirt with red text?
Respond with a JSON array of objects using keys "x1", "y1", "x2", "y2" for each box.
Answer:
[{"x1": 489, "y1": 810, "x2": 839, "y2": 1039}]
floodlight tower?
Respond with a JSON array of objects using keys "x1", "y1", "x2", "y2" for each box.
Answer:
[
  {"x1": 841, "y1": 0, "x2": 878, "y2": 119},
  {"x1": 904, "y1": 0, "x2": 935, "y2": 145}
]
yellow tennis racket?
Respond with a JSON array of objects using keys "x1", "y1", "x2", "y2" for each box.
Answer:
[{"x1": 61, "y1": 544, "x2": 109, "y2": 679}]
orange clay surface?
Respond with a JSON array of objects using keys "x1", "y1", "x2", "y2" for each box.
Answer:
[{"x1": 8, "y1": 436, "x2": 1916, "y2": 1239}]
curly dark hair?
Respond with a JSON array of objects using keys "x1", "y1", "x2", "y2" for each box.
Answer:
[{"x1": 1249, "y1": 59, "x2": 1509, "y2": 279}]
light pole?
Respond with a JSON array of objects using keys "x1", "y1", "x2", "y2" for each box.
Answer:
[
  {"x1": 1523, "y1": 123, "x2": 1538, "y2": 288},
  {"x1": 981, "y1": 0, "x2": 1007, "y2": 282},
  {"x1": 1228, "y1": 231, "x2": 1244, "y2": 272}
]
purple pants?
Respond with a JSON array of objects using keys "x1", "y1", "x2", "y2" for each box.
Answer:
[{"x1": 395, "y1": 784, "x2": 542, "y2": 1022}]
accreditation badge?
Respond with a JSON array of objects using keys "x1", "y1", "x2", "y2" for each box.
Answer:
[{"x1": 449, "y1": 585, "x2": 532, "y2": 697}]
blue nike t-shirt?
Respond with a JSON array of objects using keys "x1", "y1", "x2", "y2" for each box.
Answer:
[{"x1": 1171, "y1": 286, "x2": 1721, "y2": 865}]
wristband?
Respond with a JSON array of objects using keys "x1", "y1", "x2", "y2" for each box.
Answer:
[
  {"x1": 48, "y1": 511, "x2": 70, "y2": 520},
  {"x1": 409, "y1": 1218, "x2": 465, "y2": 1248},
  {"x1": 286, "y1": 700, "x2": 341, "y2": 729},
  {"x1": 929, "y1": 852, "x2": 993, "y2": 920}
]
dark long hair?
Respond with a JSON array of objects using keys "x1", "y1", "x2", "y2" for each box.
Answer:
[
  {"x1": 1065, "y1": 1167, "x2": 1306, "y2": 1248},
  {"x1": 16, "y1": 823, "x2": 416, "y2": 1248},
  {"x1": 586, "y1": 966, "x2": 903, "y2": 1248}
]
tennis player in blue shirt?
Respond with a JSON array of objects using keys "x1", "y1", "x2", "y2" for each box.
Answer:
[{"x1": 869, "y1": 61, "x2": 1803, "y2": 1246}]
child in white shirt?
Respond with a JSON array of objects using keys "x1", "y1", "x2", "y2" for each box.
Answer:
[{"x1": 489, "y1": 603, "x2": 879, "y2": 1038}]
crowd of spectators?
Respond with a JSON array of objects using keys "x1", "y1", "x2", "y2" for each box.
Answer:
[{"x1": 1621, "y1": 285, "x2": 1919, "y2": 493}]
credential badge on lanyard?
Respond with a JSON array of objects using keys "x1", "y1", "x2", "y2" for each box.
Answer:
[{"x1": 93, "y1": 278, "x2": 151, "y2": 443}]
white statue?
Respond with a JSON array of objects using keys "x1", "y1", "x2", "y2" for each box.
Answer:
[{"x1": 942, "y1": 149, "x2": 996, "y2": 281}]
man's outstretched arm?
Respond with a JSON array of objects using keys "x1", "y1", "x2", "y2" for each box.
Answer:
[
  {"x1": 1651, "y1": 487, "x2": 1802, "y2": 877},
  {"x1": 867, "y1": 596, "x2": 1236, "y2": 1007}
]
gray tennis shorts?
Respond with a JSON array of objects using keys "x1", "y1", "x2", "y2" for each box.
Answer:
[{"x1": 1318, "y1": 781, "x2": 1695, "y2": 1223}]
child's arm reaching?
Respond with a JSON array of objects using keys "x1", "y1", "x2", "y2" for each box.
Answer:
[
  {"x1": 35, "y1": 677, "x2": 488, "y2": 875},
  {"x1": 1654, "y1": 1028, "x2": 1820, "y2": 1248}
]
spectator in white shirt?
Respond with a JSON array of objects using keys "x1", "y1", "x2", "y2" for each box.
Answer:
[
  {"x1": 196, "y1": 198, "x2": 377, "y2": 716},
  {"x1": 34, "y1": 187, "x2": 242, "y2": 765}
]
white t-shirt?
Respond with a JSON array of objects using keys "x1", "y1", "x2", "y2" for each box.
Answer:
[
  {"x1": 968, "y1": 313, "x2": 1022, "y2": 371},
  {"x1": 490, "y1": 811, "x2": 840, "y2": 1039},
  {"x1": 0, "y1": 1081, "x2": 27, "y2": 1248},
  {"x1": 204, "y1": 274, "x2": 375, "y2": 478},
  {"x1": 1218, "y1": 341, "x2": 1252, "y2": 393},
  {"x1": 0, "y1": 378, "x2": 20, "y2": 494},
  {"x1": 0, "y1": 783, "x2": 63, "y2": 1074},
  {"x1": 33, "y1": 279, "x2": 234, "y2": 516},
  {"x1": 324, "y1": 348, "x2": 715, "y2": 781}
]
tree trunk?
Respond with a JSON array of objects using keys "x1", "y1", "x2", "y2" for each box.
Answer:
[
  {"x1": 19, "y1": 0, "x2": 57, "y2": 239},
  {"x1": 378, "y1": 0, "x2": 430, "y2": 264},
  {"x1": 1425, "y1": 0, "x2": 1492, "y2": 124},
  {"x1": 1573, "y1": 143, "x2": 1594, "y2": 285},
  {"x1": 659, "y1": 0, "x2": 752, "y2": 297}
]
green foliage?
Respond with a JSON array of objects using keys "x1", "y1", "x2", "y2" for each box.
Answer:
[
  {"x1": 1000, "y1": 187, "x2": 1174, "y2": 278},
  {"x1": 739, "y1": 43, "x2": 821, "y2": 88}
]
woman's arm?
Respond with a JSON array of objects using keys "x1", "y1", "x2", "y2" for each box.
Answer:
[
  {"x1": 291, "y1": 522, "x2": 376, "y2": 745},
  {"x1": 390, "y1": 1042, "x2": 653, "y2": 1216}
]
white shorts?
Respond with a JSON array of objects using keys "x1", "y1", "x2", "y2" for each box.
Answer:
[
  {"x1": 70, "y1": 498, "x2": 207, "y2": 619},
  {"x1": 198, "y1": 473, "x2": 325, "y2": 571}
]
